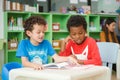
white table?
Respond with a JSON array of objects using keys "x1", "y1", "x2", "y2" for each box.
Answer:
[{"x1": 9, "y1": 65, "x2": 111, "y2": 80}]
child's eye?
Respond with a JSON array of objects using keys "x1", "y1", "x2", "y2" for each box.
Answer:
[
  {"x1": 36, "y1": 31, "x2": 45, "y2": 34},
  {"x1": 36, "y1": 32, "x2": 40, "y2": 34},
  {"x1": 42, "y1": 31, "x2": 45, "y2": 34},
  {"x1": 71, "y1": 33, "x2": 76, "y2": 36},
  {"x1": 79, "y1": 31, "x2": 85, "y2": 35},
  {"x1": 79, "y1": 32, "x2": 82, "y2": 34}
]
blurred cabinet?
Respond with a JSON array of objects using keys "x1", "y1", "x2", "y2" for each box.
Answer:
[
  {"x1": 4, "y1": 11, "x2": 30, "y2": 63},
  {"x1": 52, "y1": 13, "x2": 70, "y2": 53},
  {"x1": 88, "y1": 14, "x2": 117, "y2": 41}
]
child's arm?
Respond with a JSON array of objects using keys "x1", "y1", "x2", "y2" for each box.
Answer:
[
  {"x1": 21, "y1": 57, "x2": 44, "y2": 70},
  {"x1": 77, "y1": 60, "x2": 84, "y2": 64},
  {"x1": 100, "y1": 31, "x2": 106, "y2": 42},
  {"x1": 52, "y1": 54, "x2": 79, "y2": 65},
  {"x1": 70, "y1": 55, "x2": 84, "y2": 64},
  {"x1": 60, "y1": 35, "x2": 72, "y2": 52}
]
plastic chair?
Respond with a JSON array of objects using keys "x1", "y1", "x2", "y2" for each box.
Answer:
[
  {"x1": 97, "y1": 42, "x2": 120, "y2": 78},
  {"x1": 1, "y1": 62, "x2": 22, "y2": 80}
]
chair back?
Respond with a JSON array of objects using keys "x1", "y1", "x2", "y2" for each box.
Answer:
[
  {"x1": 97, "y1": 42, "x2": 119, "y2": 71},
  {"x1": 1, "y1": 62, "x2": 22, "y2": 80}
]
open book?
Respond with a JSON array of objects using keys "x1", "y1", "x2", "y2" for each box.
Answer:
[
  {"x1": 43, "y1": 62, "x2": 94, "y2": 70},
  {"x1": 43, "y1": 62, "x2": 69, "y2": 69}
]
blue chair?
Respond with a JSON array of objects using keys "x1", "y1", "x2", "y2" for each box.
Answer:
[
  {"x1": 97, "y1": 42, "x2": 119, "y2": 78},
  {"x1": 1, "y1": 62, "x2": 22, "y2": 80}
]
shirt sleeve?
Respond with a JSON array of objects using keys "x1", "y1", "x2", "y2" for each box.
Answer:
[
  {"x1": 100, "y1": 31, "x2": 106, "y2": 42},
  {"x1": 114, "y1": 32, "x2": 119, "y2": 43},
  {"x1": 16, "y1": 40, "x2": 28, "y2": 58},
  {"x1": 83, "y1": 39, "x2": 102, "y2": 65},
  {"x1": 59, "y1": 41, "x2": 72, "y2": 56},
  {"x1": 46, "y1": 40, "x2": 56, "y2": 56}
]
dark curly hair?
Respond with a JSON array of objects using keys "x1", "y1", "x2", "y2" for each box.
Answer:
[
  {"x1": 23, "y1": 16, "x2": 46, "y2": 38},
  {"x1": 67, "y1": 15, "x2": 87, "y2": 32}
]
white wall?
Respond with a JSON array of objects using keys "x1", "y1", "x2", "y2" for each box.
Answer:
[
  {"x1": 0, "y1": 0, "x2": 4, "y2": 73},
  {"x1": 0, "y1": 0, "x2": 4, "y2": 39},
  {"x1": 51, "y1": 0, "x2": 87, "y2": 12},
  {"x1": 50, "y1": 0, "x2": 119, "y2": 13},
  {"x1": 98, "y1": 0, "x2": 120, "y2": 13}
]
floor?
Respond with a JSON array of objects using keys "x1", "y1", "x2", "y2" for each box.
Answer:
[{"x1": 112, "y1": 71, "x2": 120, "y2": 80}]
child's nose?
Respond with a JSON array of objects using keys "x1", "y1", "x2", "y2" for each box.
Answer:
[
  {"x1": 40, "y1": 32, "x2": 44, "y2": 36},
  {"x1": 113, "y1": 26, "x2": 116, "y2": 29},
  {"x1": 75, "y1": 34, "x2": 80, "y2": 39}
]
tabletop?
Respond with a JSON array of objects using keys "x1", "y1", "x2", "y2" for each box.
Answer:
[{"x1": 9, "y1": 65, "x2": 111, "y2": 80}]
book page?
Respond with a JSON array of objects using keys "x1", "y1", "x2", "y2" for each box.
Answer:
[
  {"x1": 43, "y1": 62, "x2": 69, "y2": 69},
  {"x1": 43, "y1": 62, "x2": 94, "y2": 70}
]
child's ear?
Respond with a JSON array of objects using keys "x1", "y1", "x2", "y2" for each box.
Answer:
[
  {"x1": 26, "y1": 30, "x2": 31, "y2": 37},
  {"x1": 44, "y1": 24, "x2": 48, "y2": 31},
  {"x1": 106, "y1": 24, "x2": 109, "y2": 28},
  {"x1": 85, "y1": 33, "x2": 88, "y2": 36}
]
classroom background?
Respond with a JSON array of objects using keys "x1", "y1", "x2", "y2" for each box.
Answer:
[{"x1": 0, "y1": 0, "x2": 120, "y2": 80}]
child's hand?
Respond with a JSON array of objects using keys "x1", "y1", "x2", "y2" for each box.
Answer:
[
  {"x1": 64, "y1": 35, "x2": 72, "y2": 44},
  {"x1": 70, "y1": 55, "x2": 84, "y2": 65},
  {"x1": 33, "y1": 63, "x2": 44, "y2": 70},
  {"x1": 67, "y1": 56, "x2": 79, "y2": 66},
  {"x1": 60, "y1": 35, "x2": 73, "y2": 52},
  {"x1": 70, "y1": 55, "x2": 77, "y2": 59},
  {"x1": 77, "y1": 59, "x2": 84, "y2": 64}
]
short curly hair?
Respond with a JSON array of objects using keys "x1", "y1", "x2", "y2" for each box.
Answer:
[
  {"x1": 23, "y1": 16, "x2": 46, "y2": 38},
  {"x1": 67, "y1": 15, "x2": 87, "y2": 32}
]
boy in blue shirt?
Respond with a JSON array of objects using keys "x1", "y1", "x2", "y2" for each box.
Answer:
[{"x1": 16, "y1": 16, "x2": 78, "y2": 70}]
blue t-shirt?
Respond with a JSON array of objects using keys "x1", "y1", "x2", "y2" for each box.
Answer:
[{"x1": 16, "y1": 39, "x2": 56, "y2": 64}]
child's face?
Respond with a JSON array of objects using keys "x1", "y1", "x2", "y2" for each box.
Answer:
[
  {"x1": 26, "y1": 24, "x2": 46, "y2": 45},
  {"x1": 106, "y1": 22, "x2": 116, "y2": 32},
  {"x1": 69, "y1": 26, "x2": 86, "y2": 44}
]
